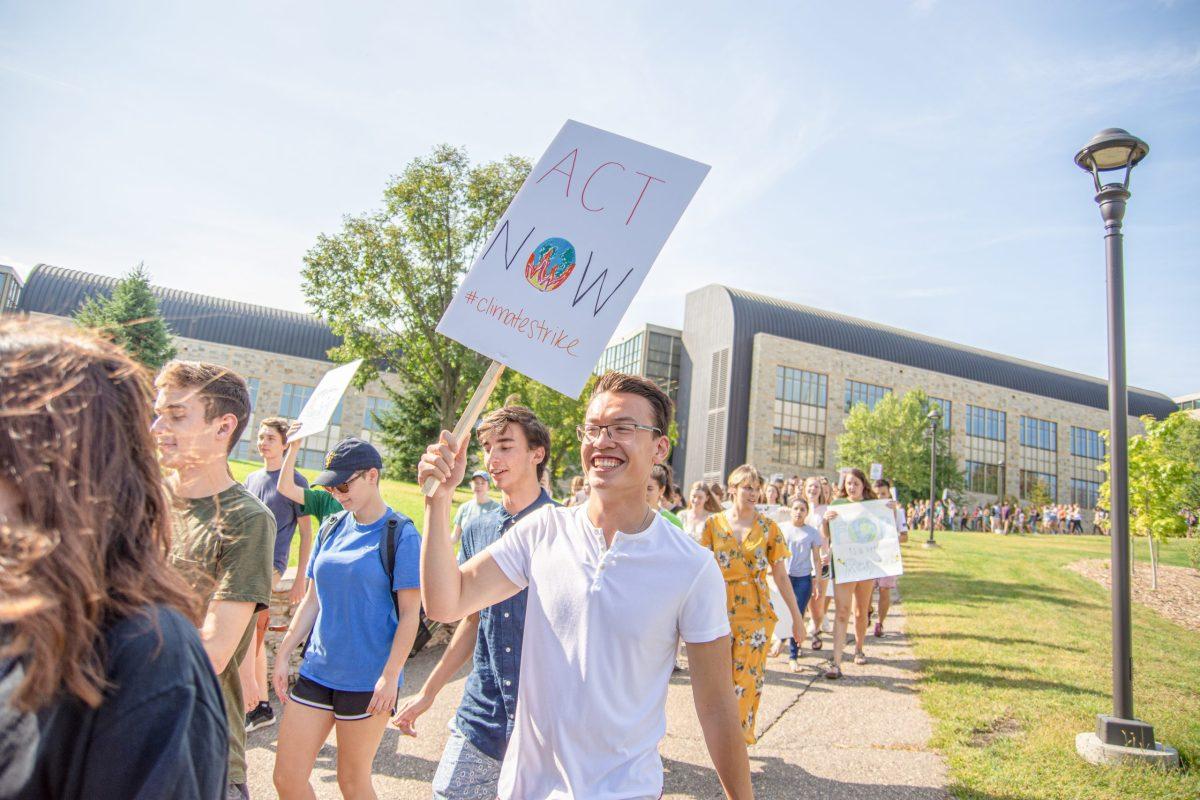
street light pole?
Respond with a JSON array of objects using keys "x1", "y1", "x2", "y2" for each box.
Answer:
[
  {"x1": 925, "y1": 407, "x2": 941, "y2": 548},
  {"x1": 1072, "y1": 128, "x2": 1172, "y2": 763}
]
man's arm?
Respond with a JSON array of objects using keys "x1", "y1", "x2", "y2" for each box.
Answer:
[
  {"x1": 686, "y1": 637, "x2": 753, "y2": 800},
  {"x1": 199, "y1": 600, "x2": 256, "y2": 674},
  {"x1": 419, "y1": 431, "x2": 521, "y2": 623},
  {"x1": 392, "y1": 613, "x2": 480, "y2": 736},
  {"x1": 290, "y1": 515, "x2": 313, "y2": 605},
  {"x1": 276, "y1": 424, "x2": 306, "y2": 504}
]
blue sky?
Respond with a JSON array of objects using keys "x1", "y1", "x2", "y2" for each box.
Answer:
[{"x1": 2, "y1": 1, "x2": 1197, "y2": 396}]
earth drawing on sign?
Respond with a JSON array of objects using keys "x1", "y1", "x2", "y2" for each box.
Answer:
[
  {"x1": 848, "y1": 517, "x2": 881, "y2": 544},
  {"x1": 524, "y1": 237, "x2": 576, "y2": 292}
]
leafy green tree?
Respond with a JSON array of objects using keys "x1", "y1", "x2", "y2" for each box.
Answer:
[
  {"x1": 302, "y1": 146, "x2": 531, "y2": 469},
  {"x1": 1100, "y1": 412, "x2": 1200, "y2": 588},
  {"x1": 493, "y1": 372, "x2": 598, "y2": 484},
  {"x1": 73, "y1": 263, "x2": 176, "y2": 369},
  {"x1": 836, "y1": 389, "x2": 962, "y2": 503}
]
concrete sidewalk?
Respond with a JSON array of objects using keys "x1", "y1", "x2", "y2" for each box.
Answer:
[{"x1": 245, "y1": 603, "x2": 948, "y2": 798}]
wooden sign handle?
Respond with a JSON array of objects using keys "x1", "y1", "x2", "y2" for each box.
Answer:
[{"x1": 421, "y1": 360, "x2": 506, "y2": 497}]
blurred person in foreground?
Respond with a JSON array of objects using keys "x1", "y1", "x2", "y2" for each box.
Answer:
[{"x1": 0, "y1": 318, "x2": 227, "y2": 800}]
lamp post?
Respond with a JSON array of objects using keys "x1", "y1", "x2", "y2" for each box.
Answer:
[
  {"x1": 925, "y1": 406, "x2": 941, "y2": 548},
  {"x1": 1072, "y1": 128, "x2": 1172, "y2": 764}
]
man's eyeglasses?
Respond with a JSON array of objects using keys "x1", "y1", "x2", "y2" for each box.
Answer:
[
  {"x1": 575, "y1": 423, "x2": 663, "y2": 443},
  {"x1": 325, "y1": 472, "x2": 364, "y2": 494}
]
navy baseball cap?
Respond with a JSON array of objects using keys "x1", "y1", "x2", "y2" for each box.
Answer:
[{"x1": 313, "y1": 438, "x2": 383, "y2": 487}]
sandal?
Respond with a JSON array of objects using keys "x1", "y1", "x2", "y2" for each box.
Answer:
[
  {"x1": 811, "y1": 633, "x2": 823, "y2": 650},
  {"x1": 768, "y1": 640, "x2": 782, "y2": 658},
  {"x1": 874, "y1": 622, "x2": 884, "y2": 637},
  {"x1": 788, "y1": 657, "x2": 800, "y2": 673},
  {"x1": 824, "y1": 665, "x2": 843, "y2": 680},
  {"x1": 854, "y1": 651, "x2": 868, "y2": 666}
]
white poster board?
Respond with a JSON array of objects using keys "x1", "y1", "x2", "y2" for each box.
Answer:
[
  {"x1": 435, "y1": 120, "x2": 710, "y2": 397},
  {"x1": 828, "y1": 499, "x2": 903, "y2": 584},
  {"x1": 286, "y1": 359, "x2": 363, "y2": 443},
  {"x1": 870, "y1": 462, "x2": 883, "y2": 481}
]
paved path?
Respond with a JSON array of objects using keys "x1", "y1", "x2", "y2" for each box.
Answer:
[{"x1": 246, "y1": 602, "x2": 948, "y2": 798}]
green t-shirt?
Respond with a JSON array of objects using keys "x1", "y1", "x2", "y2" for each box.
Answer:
[
  {"x1": 300, "y1": 486, "x2": 343, "y2": 523},
  {"x1": 659, "y1": 508, "x2": 684, "y2": 529},
  {"x1": 170, "y1": 482, "x2": 275, "y2": 785}
]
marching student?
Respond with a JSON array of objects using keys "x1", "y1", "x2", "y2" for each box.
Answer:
[
  {"x1": 702, "y1": 464, "x2": 805, "y2": 744},
  {"x1": 153, "y1": 360, "x2": 277, "y2": 800},
  {"x1": 648, "y1": 463, "x2": 684, "y2": 528},
  {"x1": 277, "y1": 421, "x2": 343, "y2": 526},
  {"x1": 391, "y1": 406, "x2": 555, "y2": 799},
  {"x1": 1, "y1": 320, "x2": 227, "y2": 800},
  {"x1": 271, "y1": 439, "x2": 423, "y2": 800},
  {"x1": 453, "y1": 471, "x2": 501, "y2": 545},
  {"x1": 242, "y1": 417, "x2": 313, "y2": 733},
  {"x1": 871, "y1": 479, "x2": 909, "y2": 637},
  {"x1": 419, "y1": 372, "x2": 752, "y2": 799},
  {"x1": 801, "y1": 476, "x2": 831, "y2": 651},
  {"x1": 780, "y1": 497, "x2": 824, "y2": 672},
  {"x1": 680, "y1": 481, "x2": 722, "y2": 543},
  {"x1": 821, "y1": 468, "x2": 898, "y2": 679}
]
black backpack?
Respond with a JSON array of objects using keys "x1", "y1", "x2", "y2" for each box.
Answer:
[{"x1": 305, "y1": 511, "x2": 438, "y2": 658}]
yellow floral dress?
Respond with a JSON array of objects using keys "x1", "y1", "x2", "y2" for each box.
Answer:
[{"x1": 701, "y1": 512, "x2": 791, "y2": 745}]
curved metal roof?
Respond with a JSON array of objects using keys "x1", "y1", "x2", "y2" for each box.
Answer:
[
  {"x1": 18, "y1": 264, "x2": 341, "y2": 362},
  {"x1": 722, "y1": 286, "x2": 1177, "y2": 419}
]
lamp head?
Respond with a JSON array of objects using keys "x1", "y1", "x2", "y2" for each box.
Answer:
[
  {"x1": 1075, "y1": 128, "x2": 1149, "y2": 191},
  {"x1": 927, "y1": 406, "x2": 942, "y2": 424}
]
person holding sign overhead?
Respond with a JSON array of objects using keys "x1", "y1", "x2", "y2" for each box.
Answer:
[
  {"x1": 271, "y1": 439, "x2": 423, "y2": 800},
  {"x1": 418, "y1": 372, "x2": 752, "y2": 800}
]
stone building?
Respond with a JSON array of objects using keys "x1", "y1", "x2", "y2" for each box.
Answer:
[
  {"x1": 677, "y1": 285, "x2": 1178, "y2": 510},
  {"x1": 7, "y1": 264, "x2": 397, "y2": 467}
]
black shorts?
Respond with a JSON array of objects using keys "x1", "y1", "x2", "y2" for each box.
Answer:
[{"x1": 289, "y1": 674, "x2": 395, "y2": 721}]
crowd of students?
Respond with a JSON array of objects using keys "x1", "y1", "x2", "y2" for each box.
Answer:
[
  {"x1": 904, "y1": 498, "x2": 1104, "y2": 535},
  {"x1": 0, "y1": 316, "x2": 914, "y2": 800}
]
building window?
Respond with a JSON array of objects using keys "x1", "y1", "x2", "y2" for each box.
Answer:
[
  {"x1": 844, "y1": 380, "x2": 890, "y2": 413},
  {"x1": 280, "y1": 382, "x2": 344, "y2": 469},
  {"x1": 928, "y1": 396, "x2": 952, "y2": 430},
  {"x1": 1069, "y1": 426, "x2": 1105, "y2": 508},
  {"x1": 773, "y1": 367, "x2": 827, "y2": 468},
  {"x1": 595, "y1": 332, "x2": 643, "y2": 377},
  {"x1": 361, "y1": 396, "x2": 393, "y2": 448},
  {"x1": 965, "y1": 461, "x2": 1005, "y2": 495},
  {"x1": 1019, "y1": 470, "x2": 1057, "y2": 502},
  {"x1": 645, "y1": 331, "x2": 681, "y2": 399},
  {"x1": 1018, "y1": 416, "x2": 1057, "y2": 501},
  {"x1": 1070, "y1": 478, "x2": 1101, "y2": 508},
  {"x1": 966, "y1": 405, "x2": 1006, "y2": 441},
  {"x1": 231, "y1": 377, "x2": 262, "y2": 461}
]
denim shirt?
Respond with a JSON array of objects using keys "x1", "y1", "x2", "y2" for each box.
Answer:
[{"x1": 454, "y1": 489, "x2": 557, "y2": 761}]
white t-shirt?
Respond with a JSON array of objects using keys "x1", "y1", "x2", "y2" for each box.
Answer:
[{"x1": 487, "y1": 504, "x2": 730, "y2": 800}]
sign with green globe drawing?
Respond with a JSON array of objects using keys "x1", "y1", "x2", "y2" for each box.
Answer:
[{"x1": 827, "y1": 499, "x2": 904, "y2": 584}]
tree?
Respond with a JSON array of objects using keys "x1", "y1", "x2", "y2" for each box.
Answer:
[
  {"x1": 1100, "y1": 412, "x2": 1200, "y2": 589},
  {"x1": 302, "y1": 145, "x2": 531, "y2": 463},
  {"x1": 836, "y1": 389, "x2": 962, "y2": 503},
  {"x1": 493, "y1": 371, "x2": 597, "y2": 485},
  {"x1": 73, "y1": 263, "x2": 176, "y2": 369}
]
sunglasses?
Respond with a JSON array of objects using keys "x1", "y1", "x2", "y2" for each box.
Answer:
[{"x1": 324, "y1": 471, "x2": 364, "y2": 494}]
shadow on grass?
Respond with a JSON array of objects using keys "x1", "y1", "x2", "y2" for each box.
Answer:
[
  {"x1": 908, "y1": 632, "x2": 1084, "y2": 653},
  {"x1": 905, "y1": 572, "x2": 1102, "y2": 612}
]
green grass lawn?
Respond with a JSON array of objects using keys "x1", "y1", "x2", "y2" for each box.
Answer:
[
  {"x1": 901, "y1": 531, "x2": 1198, "y2": 800},
  {"x1": 229, "y1": 459, "x2": 475, "y2": 567}
]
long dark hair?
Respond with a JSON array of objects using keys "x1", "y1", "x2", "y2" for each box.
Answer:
[
  {"x1": 0, "y1": 318, "x2": 199, "y2": 712},
  {"x1": 836, "y1": 468, "x2": 873, "y2": 502}
]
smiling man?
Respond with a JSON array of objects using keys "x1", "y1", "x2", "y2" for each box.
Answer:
[
  {"x1": 419, "y1": 372, "x2": 753, "y2": 800},
  {"x1": 153, "y1": 361, "x2": 276, "y2": 800},
  {"x1": 395, "y1": 405, "x2": 555, "y2": 800}
]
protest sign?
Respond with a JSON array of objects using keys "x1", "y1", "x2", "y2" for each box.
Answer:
[
  {"x1": 870, "y1": 462, "x2": 883, "y2": 481},
  {"x1": 286, "y1": 359, "x2": 363, "y2": 443},
  {"x1": 435, "y1": 120, "x2": 710, "y2": 397},
  {"x1": 828, "y1": 499, "x2": 903, "y2": 584}
]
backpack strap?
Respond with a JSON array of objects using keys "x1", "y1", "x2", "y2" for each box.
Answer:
[
  {"x1": 379, "y1": 516, "x2": 399, "y2": 618},
  {"x1": 316, "y1": 510, "x2": 349, "y2": 548}
]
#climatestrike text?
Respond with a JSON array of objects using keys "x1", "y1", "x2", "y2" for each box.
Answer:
[{"x1": 464, "y1": 290, "x2": 580, "y2": 357}]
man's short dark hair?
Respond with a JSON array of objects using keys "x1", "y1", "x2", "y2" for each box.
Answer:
[
  {"x1": 155, "y1": 361, "x2": 251, "y2": 454},
  {"x1": 259, "y1": 416, "x2": 291, "y2": 443},
  {"x1": 476, "y1": 405, "x2": 551, "y2": 481},
  {"x1": 590, "y1": 371, "x2": 672, "y2": 438}
]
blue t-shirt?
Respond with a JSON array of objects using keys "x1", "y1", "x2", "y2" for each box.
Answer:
[
  {"x1": 300, "y1": 508, "x2": 421, "y2": 692},
  {"x1": 244, "y1": 467, "x2": 309, "y2": 574}
]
